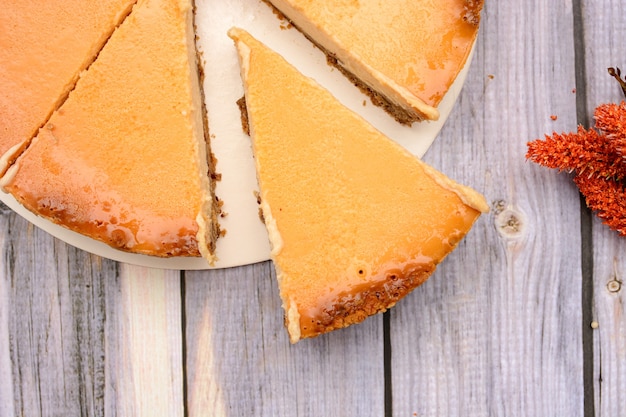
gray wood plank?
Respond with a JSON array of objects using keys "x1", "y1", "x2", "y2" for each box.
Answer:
[
  {"x1": 390, "y1": 1, "x2": 585, "y2": 416},
  {"x1": 104, "y1": 265, "x2": 185, "y2": 417},
  {"x1": 580, "y1": 1, "x2": 626, "y2": 415},
  {"x1": 0, "y1": 204, "x2": 186, "y2": 417},
  {"x1": 184, "y1": 263, "x2": 385, "y2": 417},
  {"x1": 590, "y1": 234, "x2": 626, "y2": 417},
  {"x1": 0, "y1": 204, "x2": 118, "y2": 417},
  {"x1": 0, "y1": 203, "x2": 16, "y2": 417}
]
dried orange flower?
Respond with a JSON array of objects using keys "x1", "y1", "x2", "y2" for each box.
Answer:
[
  {"x1": 526, "y1": 67, "x2": 626, "y2": 236},
  {"x1": 574, "y1": 174, "x2": 626, "y2": 235},
  {"x1": 527, "y1": 125, "x2": 624, "y2": 180},
  {"x1": 594, "y1": 101, "x2": 626, "y2": 159}
]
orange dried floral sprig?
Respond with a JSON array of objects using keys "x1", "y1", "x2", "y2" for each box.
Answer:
[
  {"x1": 526, "y1": 67, "x2": 626, "y2": 236},
  {"x1": 527, "y1": 124, "x2": 625, "y2": 180},
  {"x1": 595, "y1": 101, "x2": 626, "y2": 159},
  {"x1": 573, "y1": 174, "x2": 626, "y2": 235}
]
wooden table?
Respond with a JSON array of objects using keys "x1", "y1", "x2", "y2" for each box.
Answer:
[{"x1": 1, "y1": 1, "x2": 625, "y2": 416}]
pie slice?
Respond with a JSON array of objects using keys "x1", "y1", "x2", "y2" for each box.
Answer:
[
  {"x1": 228, "y1": 27, "x2": 488, "y2": 342},
  {"x1": 1, "y1": 0, "x2": 220, "y2": 261},
  {"x1": 0, "y1": 0, "x2": 138, "y2": 174},
  {"x1": 263, "y1": 0, "x2": 483, "y2": 124}
]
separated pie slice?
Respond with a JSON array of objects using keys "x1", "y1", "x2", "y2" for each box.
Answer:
[
  {"x1": 1, "y1": 0, "x2": 220, "y2": 261},
  {"x1": 0, "y1": 0, "x2": 137, "y2": 173},
  {"x1": 263, "y1": 0, "x2": 483, "y2": 124},
  {"x1": 228, "y1": 27, "x2": 488, "y2": 342}
]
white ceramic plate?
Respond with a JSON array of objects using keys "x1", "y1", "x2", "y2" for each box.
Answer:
[{"x1": 0, "y1": 0, "x2": 474, "y2": 270}]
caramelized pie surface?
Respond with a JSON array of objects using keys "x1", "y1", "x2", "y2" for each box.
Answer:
[
  {"x1": 2, "y1": 0, "x2": 215, "y2": 258},
  {"x1": 266, "y1": 0, "x2": 483, "y2": 122},
  {"x1": 0, "y1": 0, "x2": 137, "y2": 170}
]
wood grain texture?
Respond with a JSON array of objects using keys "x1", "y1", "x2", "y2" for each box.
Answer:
[
  {"x1": 580, "y1": 1, "x2": 626, "y2": 415},
  {"x1": 0, "y1": 203, "x2": 16, "y2": 417},
  {"x1": 0, "y1": 204, "x2": 118, "y2": 417},
  {"x1": 3, "y1": 0, "x2": 626, "y2": 416},
  {"x1": 591, "y1": 235, "x2": 626, "y2": 417},
  {"x1": 184, "y1": 263, "x2": 384, "y2": 417},
  {"x1": 390, "y1": 1, "x2": 585, "y2": 416},
  {"x1": 105, "y1": 265, "x2": 185, "y2": 417},
  {"x1": 0, "y1": 206, "x2": 186, "y2": 417}
]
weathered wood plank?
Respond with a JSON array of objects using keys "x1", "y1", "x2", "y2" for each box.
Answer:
[
  {"x1": 105, "y1": 265, "x2": 185, "y2": 417},
  {"x1": 590, "y1": 235, "x2": 626, "y2": 417},
  {"x1": 0, "y1": 204, "x2": 186, "y2": 417},
  {"x1": 184, "y1": 262, "x2": 385, "y2": 417},
  {"x1": 390, "y1": 1, "x2": 584, "y2": 415},
  {"x1": 580, "y1": 1, "x2": 626, "y2": 415},
  {"x1": 0, "y1": 203, "x2": 16, "y2": 417},
  {"x1": 0, "y1": 204, "x2": 118, "y2": 417}
]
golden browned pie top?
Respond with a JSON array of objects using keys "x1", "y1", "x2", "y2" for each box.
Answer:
[
  {"x1": 0, "y1": 0, "x2": 137, "y2": 173},
  {"x1": 265, "y1": 0, "x2": 483, "y2": 123},
  {"x1": 1, "y1": 0, "x2": 217, "y2": 260},
  {"x1": 229, "y1": 27, "x2": 488, "y2": 342}
]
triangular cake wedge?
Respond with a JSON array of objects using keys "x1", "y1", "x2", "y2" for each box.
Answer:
[
  {"x1": 0, "y1": 0, "x2": 137, "y2": 174},
  {"x1": 263, "y1": 0, "x2": 483, "y2": 124},
  {"x1": 1, "y1": 0, "x2": 220, "y2": 261},
  {"x1": 228, "y1": 28, "x2": 489, "y2": 343}
]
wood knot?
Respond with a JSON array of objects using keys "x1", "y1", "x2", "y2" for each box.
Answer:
[
  {"x1": 607, "y1": 259, "x2": 623, "y2": 293},
  {"x1": 492, "y1": 199, "x2": 506, "y2": 215},
  {"x1": 607, "y1": 278, "x2": 622, "y2": 293},
  {"x1": 493, "y1": 202, "x2": 525, "y2": 239}
]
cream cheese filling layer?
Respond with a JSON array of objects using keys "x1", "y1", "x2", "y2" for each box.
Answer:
[{"x1": 183, "y1": 0, "x2": 217, "y2": 264}]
